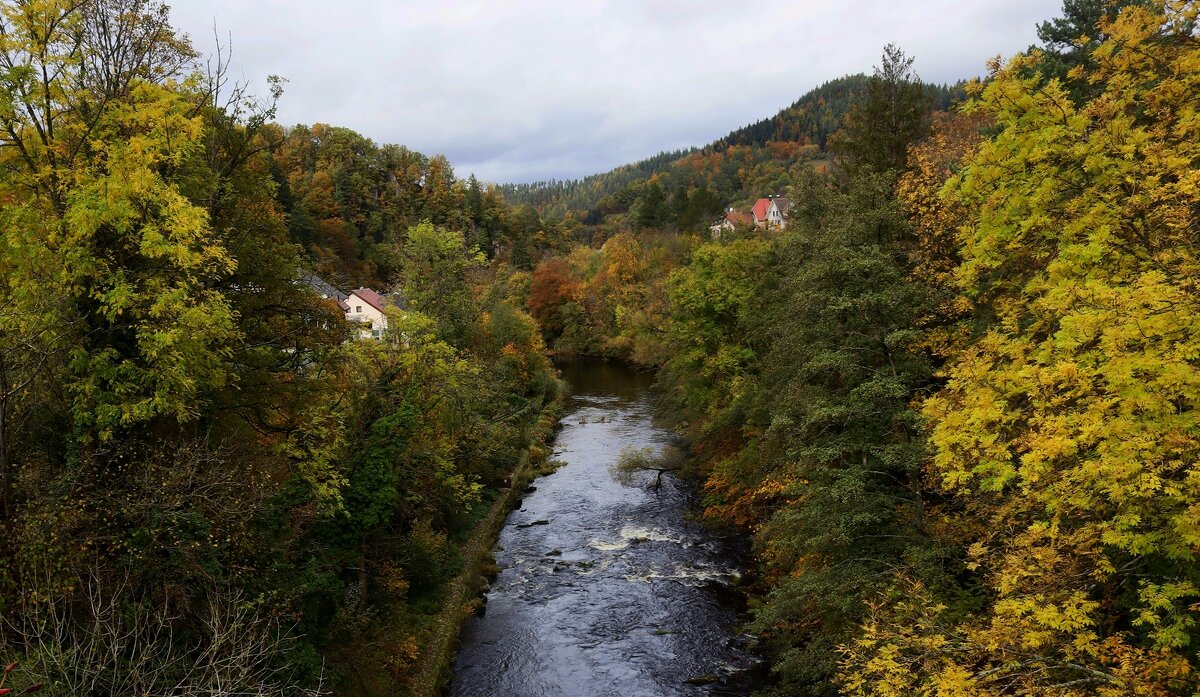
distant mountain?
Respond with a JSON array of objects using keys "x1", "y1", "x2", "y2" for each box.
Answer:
[
  {"x1": 497, "y1": 147, "x2": 697, "y2": 221},
  {"x1": 714, "y1": 73, "x2": 871, "y2": 151},
  {"x1": 500, "y1": 75, "x2": 963, "y2": 227}
]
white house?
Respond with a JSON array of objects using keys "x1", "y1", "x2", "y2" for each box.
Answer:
[
  {"x1": 710, "y1": 195, "x2": 793, "y2": 239},
  {"x1": 345, "y1": 287, "x2": 390, "y2": 339},
  {"x1": 751, "y1": 196, "x2": 792, "y2": 229},
  {"x1": 766, "y1": 197, "x2": 792, "y2": 227}
]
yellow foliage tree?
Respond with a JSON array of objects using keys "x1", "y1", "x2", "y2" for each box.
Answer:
[
  {"x1": 842, "y1": 2, "x2": 1200, "y2": 694},
  {"x1": 0, "y1": 0, "x2": 236, "y2": 439}
]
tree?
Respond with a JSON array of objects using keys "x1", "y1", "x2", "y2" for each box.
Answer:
[
  {"x1": 527, "y1": 257, "x2": 581, "y2": 341},
  {"x1": 661, "y1": 237, "x2": 773, "y2": 438},
  {"x1": 737, "y1": 172, "x2": 940, "y2": 696},
  {"x1": 831, "y1": 44, "x2": 933, "y2": 175},
  {"x1": 895, "y1": 110, "x2": 990, "y2": 357},
  {"x1": 611, "y1": 445, "x2": 685, "y2": 491},
  {"x1": 0, "y1": 0, "x2": 236, "y2": 441},
  {"x1": 1033, "y1": 0, "x2": 1153, "y2": 101},
  {"x1": 841, "y1": 3, "x2": 1200, "y2": 693},
  {"x1": 399, "y1": 222, "x2": 485, "y2": 347},
  {"x1": 633, "y1": 180, "x2": 667, "y2": 228}
]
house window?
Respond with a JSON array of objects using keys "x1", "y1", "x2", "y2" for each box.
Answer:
[{"x1": 356, "y1": 306, "x2": 362, "y2": 313}]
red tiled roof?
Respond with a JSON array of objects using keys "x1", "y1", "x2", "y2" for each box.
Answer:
[
  {"x1": 751, "y1": 198, "x2": 771, "y2": 222},
  {"x1": 726, "y1": 210, "x2": 753, "y2": 225},
  {"x1": 350, "y1": 288, "x2": 388, "y2": 313}
]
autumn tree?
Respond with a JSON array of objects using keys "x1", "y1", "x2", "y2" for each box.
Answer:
[
  {"x1": 399, "y1": 221, "x2": 485, "y2": 347},
  {"x1": 894, "y1": 110, "x2": 990, "y2": 356},
  {"x1": 1033, "y1": 0, "x2": 1154, "y2": 101},
  {"x1": 528, "y1": 257, "x2": 581, "y2": 340},
  {"x1": 841, "y1": 3, "x2": 1200, "y2": 693}
]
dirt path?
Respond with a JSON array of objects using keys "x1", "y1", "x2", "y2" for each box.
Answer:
[
  {"x1": 407, "y1": 389, "x2": 562, "y2": 697},
  {"x1": 405, "y1": 464, "x2": 523, "y2": 697}
]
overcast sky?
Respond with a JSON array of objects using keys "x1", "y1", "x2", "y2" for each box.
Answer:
[{"x1": 170, "y1": 1, "x2": 1063, "y2": 184}]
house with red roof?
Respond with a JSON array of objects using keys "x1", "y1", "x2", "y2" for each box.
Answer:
[
  {"x1": 709, "y1": 208, "x2": 754, "y2": 237},
  {"x1": 752, "y1": 196, "x2": 793, "y2": 228},
  {"x1": 346, "y1": 287, "x2": 391, "y2": 339},
  {"x1": 299, "y1": 272, "x2": 400, "y2": 340},
  {"x1": 709, "y1": 195, "x2": 793, "y2": 238}
]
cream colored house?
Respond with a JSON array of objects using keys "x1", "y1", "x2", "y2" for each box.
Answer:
[
  {"x1": 752, "y1": 196, "x2": 792, "y2": 229},
  {"x1": 765, "y1": 197, "x2": 792, "y2": 228},
  {"x1": 299, "y1": 273, "x2": 398, "y2": 341},
  {"x1": 345, "y1": 287, "x2": 390, "y2": 339},
  {"x1": 710, "y1": 196, "x2": 793, "y2": 239}
]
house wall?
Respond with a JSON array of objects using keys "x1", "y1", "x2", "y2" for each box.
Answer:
[
  {"x1": 767, "y1": 201, "x2": 787, "y2": 229},
  {"x1": 346, "y1": 292, "x2": 389, "y2": 339}
]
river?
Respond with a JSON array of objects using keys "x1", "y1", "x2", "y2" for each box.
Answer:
[{"x1": 450, "y1": 359, "x2": 758, "y2": 697}]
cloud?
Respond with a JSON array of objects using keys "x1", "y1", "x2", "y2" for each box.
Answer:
[{"x1": 170, "y1": 0, "x2": 1062, "y2": 184}]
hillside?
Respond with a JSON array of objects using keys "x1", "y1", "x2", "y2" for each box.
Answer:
[{"x1": 500, "y1": 75, "x2": 963, "y2": 227}]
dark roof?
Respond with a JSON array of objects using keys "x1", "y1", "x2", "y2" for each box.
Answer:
[
  {"x1": 350, "y1": 287, "x2": 388, "y2": 313},
  {"x1": 727, "y1": 210, "x2": 753, "y2": 225},
  {"x1": 299, "y1": 272, "x2": 348, "y2": 301},
  {"x1": 772, "y1": 197, "x2": 793, "y2": 214}
]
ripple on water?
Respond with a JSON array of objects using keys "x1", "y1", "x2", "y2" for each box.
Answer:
[{"x1": 588, "y1": 524, "x2": 689, "y2": 551}]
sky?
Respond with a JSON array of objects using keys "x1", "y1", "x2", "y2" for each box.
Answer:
[{"x1": 170, "y1": 0, "x2": 1064, "y2": 185}]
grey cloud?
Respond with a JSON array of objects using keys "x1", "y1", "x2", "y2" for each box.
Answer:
[{"x1": 170, "y1": 0, "x2": 1063, "y2": 184}]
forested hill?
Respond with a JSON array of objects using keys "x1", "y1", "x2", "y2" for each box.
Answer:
[
  {"x1": 499, "y1": 74, "x2": 963, "y2": 223},
  {"x1": 495, "y1": 147, "x2": 697, "y2": 220},
  {"x1": 711, "y1": 74, "x2": 869, "y2": 151}
]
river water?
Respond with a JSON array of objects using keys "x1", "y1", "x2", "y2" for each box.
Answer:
[{"x1": 450, "y1": 360, "x2": 758, "y2": 697}]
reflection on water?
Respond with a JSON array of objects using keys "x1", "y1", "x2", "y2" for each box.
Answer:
[{"x1": 450, "y1": 359, "x2": 756, "y2": 697}]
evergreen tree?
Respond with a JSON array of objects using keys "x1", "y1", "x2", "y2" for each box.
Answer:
[
  {"x1": 831, "y1": 44, "x2": 933, "y2": 175},
  {"x1": 743, "y1": 172, "x2": 941, "y2": 695},
  {"x1": 1033, "y1": 0, "x2": 1153, "y2": 101}
]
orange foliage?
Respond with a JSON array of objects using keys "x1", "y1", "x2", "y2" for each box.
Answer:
[{"x1": 527, "y1": 257, "x2": 581, "y2": 335}]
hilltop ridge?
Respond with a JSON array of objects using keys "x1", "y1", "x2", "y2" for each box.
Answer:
[{"x1": 499, "y1": 74, "x2": 962, "y2": 226}]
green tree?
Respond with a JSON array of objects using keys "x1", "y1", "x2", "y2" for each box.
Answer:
[
  {"x1": 831, "y1": 43, "x2": 933, "y2": 175},
  {"x1": 736, "y1": 173, "x2": 940, "y2": 696},
  {"x1": 633, "y1": 180, "x2": 667, "y2": 228},
  {"x1": 661, "y1": 237, "x2": 773, "y2": 438},
  {"x1": 400, "y1": 222, "x2": 485, "y2": 346}
]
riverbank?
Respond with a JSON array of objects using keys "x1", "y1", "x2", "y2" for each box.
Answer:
[
  {"x1": 405, "y1": 380, "x2": 566, "y2": 697},
  {"x1": 450, "y1": 359, "x2": 758, "y2": 697}
]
